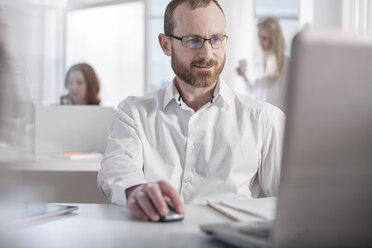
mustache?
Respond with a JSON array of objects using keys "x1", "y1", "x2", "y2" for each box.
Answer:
[{"x1": 191, "y1": 59, "x2": 218, "y2": 67}]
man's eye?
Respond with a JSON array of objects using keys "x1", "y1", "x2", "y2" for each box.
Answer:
[
  {"x1": 188, "y1": 37, "x2": 202, "y2": 44},
  {"x1": 211, "y1": 37, "x2": 222, "y2": 44}
]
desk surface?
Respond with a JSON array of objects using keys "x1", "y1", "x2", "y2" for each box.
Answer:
[
  {"x1": 5, "y1": 204, "x2": 235, "y2": 248},
  {"x1": 0, "y1": 154, "x2": 101, "y2": 172}
]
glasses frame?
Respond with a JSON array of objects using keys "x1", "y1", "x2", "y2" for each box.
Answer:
[{"x1": 167, "y1": 34, "x2": 228, "y2": 49}]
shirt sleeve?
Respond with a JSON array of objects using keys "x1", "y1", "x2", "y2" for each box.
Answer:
[
  {"x1": 97, "y1": 100, "x2": 147, "y2": 206},
  {"x1": 258, "y1": 107, "x2": 285, "y2": 197}
]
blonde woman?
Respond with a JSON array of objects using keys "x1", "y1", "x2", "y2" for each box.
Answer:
[{"x1": 237, "y1": 17, "x2": 289, "y2": 112}]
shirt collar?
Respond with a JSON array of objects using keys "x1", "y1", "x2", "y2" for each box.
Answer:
[
  {"x1": 162, "y1": 77, "x2": 234, "y2": 110},
  {"x1": 214, "y1": 78, "x2": 234, "y2": 107},
  {"x1": 162, "y1": 78, "x2": 180, "y2": 110}
]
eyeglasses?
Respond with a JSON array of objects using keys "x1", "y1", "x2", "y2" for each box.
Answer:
[{"x1": 168, "y1": 34, "x2": 228, "y2": 49}]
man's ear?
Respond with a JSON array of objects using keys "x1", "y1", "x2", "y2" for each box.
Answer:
[{"x1": 158, "y1": 33, "x2": 172, "y2": 56}]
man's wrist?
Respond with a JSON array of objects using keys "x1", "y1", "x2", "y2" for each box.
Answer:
[{"x1": 125, "y1": 184, "x2": 142, "y2": 200}]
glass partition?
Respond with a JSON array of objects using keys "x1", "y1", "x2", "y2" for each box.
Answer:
[{"x1": 66, "y1": 1, "x2": 145, "y2": 107}]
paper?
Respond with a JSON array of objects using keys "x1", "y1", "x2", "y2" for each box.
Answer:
[
  {"x1": 220, "y1": 197, "x2": 277, "y2": 220},
  {"x1": 207, "y1": 198, "x2": 263, "y2": 222},
  {"x1": 51, "y1": 152, "x2": 103, "y2": 160}
]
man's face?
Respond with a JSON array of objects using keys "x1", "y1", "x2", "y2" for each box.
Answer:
[{"x1": 170, "y1": 2, "x2": 226, "y2": 88}]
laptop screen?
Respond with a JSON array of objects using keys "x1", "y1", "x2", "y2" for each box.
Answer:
[
  {"x1": 34, "y1": 106, "x2": 113, "y2": 154},
  {"x1": 273, "y1": 29, "x2": 372, "y2": 247}
]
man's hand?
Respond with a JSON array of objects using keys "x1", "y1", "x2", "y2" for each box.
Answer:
[{"x1": 126, "y1": 180, "x2": 184, "y2": 222}]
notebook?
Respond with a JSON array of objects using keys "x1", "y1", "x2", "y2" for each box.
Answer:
[{"x1": 207, "y1": 197, "x2": 276, "y2": 221}]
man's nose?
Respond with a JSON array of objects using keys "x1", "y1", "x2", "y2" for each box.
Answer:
[{"x1": 197, "y1": 40, "x2": 213, "y2": 59}]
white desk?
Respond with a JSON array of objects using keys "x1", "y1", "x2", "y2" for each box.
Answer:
[
  {"x1": 0, "y1": 154, "x2": 101, "y2": 172},
  {"x1": 5, "y1": 204, "x2": 234, "y2": 248},
  {"x1": 0, "y1": 155, "x2": 107, "y2": 203}
]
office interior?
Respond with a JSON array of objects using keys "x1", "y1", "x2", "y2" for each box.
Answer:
[
  {"x1": 0, "y1": 0, "x2": 371, "y2": 232},
  {"x1": 0, "y1": 0, "x2": 371, "y2": 203}
]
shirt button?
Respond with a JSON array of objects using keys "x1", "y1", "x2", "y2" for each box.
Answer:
[
  {"x1": 184, "y1": 176, "x2": 192, "y2": 183},
  {"x1": 189, "y1": 144, "x2": 195, "y2": 150}
]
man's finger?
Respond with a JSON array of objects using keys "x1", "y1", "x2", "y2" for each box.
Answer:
[
  {"x1": 135, "y1": 190, "x2": 160, "y2": 222},
  {"x1": 127, "y1": 196, "x2": 148, "y2": 221},
  {"x1": 145, "y1": 183, "x2": 168, "y2": 216},
  {"x1": 158, "y1": 180, "x2": 184, "y2": 214}
]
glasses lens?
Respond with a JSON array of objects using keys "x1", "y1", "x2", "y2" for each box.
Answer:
[
  {"x1": 183, "y1": 36, "x2": 204, "y2": 48},
  {"x1": 210, "y1": 36, "x2": 227, "y2": 48}
]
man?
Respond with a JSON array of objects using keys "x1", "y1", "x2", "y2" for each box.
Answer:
[{"x1": 98, "y1": 0, "x2": 284, "y2": 222}]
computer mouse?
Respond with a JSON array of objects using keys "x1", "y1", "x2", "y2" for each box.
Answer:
[{"x1": 159, "y1": 201, "x2": 184, "y2": 222}]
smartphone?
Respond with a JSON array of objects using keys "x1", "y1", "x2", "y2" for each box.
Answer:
[{"x1": 159, "y1": 201, "x2": 184, "y2": 222}]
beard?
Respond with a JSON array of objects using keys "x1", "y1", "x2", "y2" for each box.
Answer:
[{"x1": 171, "y1": 47, "x2": 226, "y2": 88}]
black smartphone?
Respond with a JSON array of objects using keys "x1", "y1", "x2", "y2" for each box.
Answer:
[{"x1": 159, "y1": 201, "x2": 184, "y2": 222}]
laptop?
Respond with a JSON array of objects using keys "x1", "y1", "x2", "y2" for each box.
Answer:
[
  {"x1": 34, "y1": 106, "x2": 113, "y2": 154},
  {"x1": 201, "y1": 28, "x2": 372, "y2": 247}
]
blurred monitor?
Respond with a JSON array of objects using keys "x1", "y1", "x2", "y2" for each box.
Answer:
[
  {"x1": 201, "y1": 28, "x2": 372, "y2": 247},
  {"x1": 34, "y1": 106, "x2": 113, "y2": 154},
  {"x1": 273, "y1": 28, "x2": 372, "y2": 247}
]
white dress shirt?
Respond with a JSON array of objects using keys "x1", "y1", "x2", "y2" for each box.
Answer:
[{"x1": 97, "y1": 79, "x2": 285, "y2": 206}]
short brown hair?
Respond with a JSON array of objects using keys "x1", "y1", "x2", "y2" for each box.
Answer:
[
  {"x1": 63, "y1": 63, "x2": 101, "y2": 105},
  {"x1": 164, "y1": 0, "x2": 224, "y2": 36}
]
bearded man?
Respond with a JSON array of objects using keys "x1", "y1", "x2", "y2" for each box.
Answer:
[{"x1": 98, "y1": 0, "x2": 285, "y2": 222}]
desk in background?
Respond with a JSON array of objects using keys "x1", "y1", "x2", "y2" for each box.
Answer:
[
  {"x1": 0, "y1": 155, "x2": 107, "y2": 204},
  {"x1": 1, "y1": 105, "x2": 114, "y2": 204}
]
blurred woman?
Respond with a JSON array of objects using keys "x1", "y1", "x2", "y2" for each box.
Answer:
[
  {"x1": 60, "y1": 63, "x2": 100, "y2": 105},
  {"x1": 237, "y1": 17, "x2": 289, "y2": 112}
]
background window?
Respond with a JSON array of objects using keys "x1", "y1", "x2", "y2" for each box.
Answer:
[
  {"x1": 255, "y1": 0, "x2": 300, "y2": 56},
  {"x1": 149, "y1": 0, "x2": 174, "y2": 92},
  {"x1": 66, "y1": 1, "x2": 145, "y2": 107}
]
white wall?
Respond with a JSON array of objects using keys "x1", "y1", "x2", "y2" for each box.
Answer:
[
  {"x1": 300, "y1": 0, "x2": 343, "y2": 29},
  {"x1": 300, "y1": 0, "x2": 372, "y2": 32},
  {"x1": 219, "y1": 0, "x2": 254, "y2": 90},
  {"x1": 313, "y1": 0, "x2": 343, "y2": 28},
  {"x1": 342, "y1": 0, "x2": 372, "y2": 33}
]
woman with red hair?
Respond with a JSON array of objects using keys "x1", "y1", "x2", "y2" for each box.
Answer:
[{"x1": 60, "y1": 63, "x2": 101, "y2": 105}]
